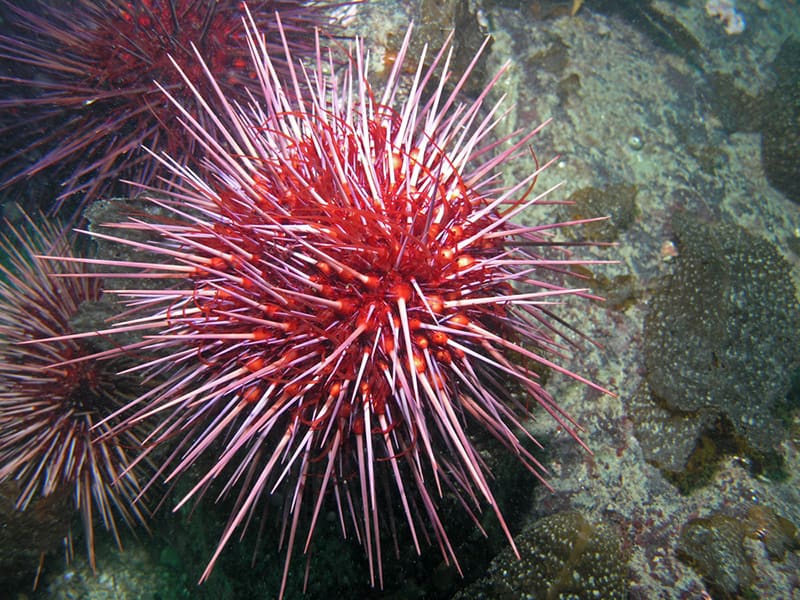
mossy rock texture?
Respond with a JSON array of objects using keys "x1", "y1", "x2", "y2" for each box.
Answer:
[
  {"x1": 0, "y1": 480, "x2": 70, "y2": 587},
  {"x1": 678, "y1": 514, "x2": 755, "y2": 598}
]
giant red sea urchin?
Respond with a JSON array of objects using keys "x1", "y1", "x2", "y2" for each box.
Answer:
[
  {"x1": 0, "y1": 213, "x2": 150, "y2": 571},
  {"x1": 0, "y1": 0, "x2": 343, "y2": 212},
  {"x1": 41, "y1": 8, "x2": 612, "y2": 597}
]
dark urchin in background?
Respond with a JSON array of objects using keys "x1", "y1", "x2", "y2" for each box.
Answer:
[
  {"x1": 0, "y1": 0, "x2": 346, "y2": 215},
  {"x1": 0, "y1": 213, "x2": 151, "y2": 572}
]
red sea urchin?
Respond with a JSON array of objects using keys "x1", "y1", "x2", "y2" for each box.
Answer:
[
  {"x1": 0, "y1": 213, "x2": 150, "y2": 571},
  {"x1": 0, "y1": 0, "x2": 342, "y2": 212},
  {"x1": 44, "y1": 8, "x2": 612, "y2": 597}
]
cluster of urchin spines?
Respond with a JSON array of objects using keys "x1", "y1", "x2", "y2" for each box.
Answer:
[
  {"x1": 0, "y1": 0, "x2": 346, "y2": 575},
  {"x1": 53, "y1": 9, "x2": 611, "y2": 596}
]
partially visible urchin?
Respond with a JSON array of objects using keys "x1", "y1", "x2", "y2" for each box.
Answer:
[
  {"x1": 0, "y1": 213, "x2": 150, "y2": 570},
  {"x1": 0, "y1": 0, "x2": 344, "y2": 211},
  {"x1": 55, "y1": 10, "x2": 611, "y2": 597}
]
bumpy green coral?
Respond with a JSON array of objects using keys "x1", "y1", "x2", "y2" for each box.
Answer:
[
  {"x1": 564, "y1": 183, "x2": 639, "y2": 242},
  {"x1": 678, "y1": 514, "x2": 755, "y2": 597},
  {"x1": 678, "y1": 507, "x2": 799, "y2": 598},
  {"x1": 761, "y1": 38, "x2": 800, "y2": 204},
  {"x1": 643, "y1": 213, "x2": 800, "y2": 457},
  {"x1": 453, "y1": 511, "x2": 628, "y2": 599}
]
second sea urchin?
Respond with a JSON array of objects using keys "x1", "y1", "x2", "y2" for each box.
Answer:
[
  {"x1": 0, "y1": 213, "x2": 150, "y2": 571},
  {"x1": 0, "y1": 0, "x2": 343, "y2": 212}
]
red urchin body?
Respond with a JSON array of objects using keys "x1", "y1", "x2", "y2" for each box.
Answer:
[
  {"x1": 43, "y1": 10, "x2": 612, "y2": 598},
  {"x1": 0, "y1": 0, "x2": 343, "y2": 212},
  {"x1": 0, "y1": 213, "x2": 150, "y2": 570}
]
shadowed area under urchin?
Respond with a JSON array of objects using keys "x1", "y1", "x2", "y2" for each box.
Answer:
[{"x1": 33, "y1": 7, "x2": 614, "y2": 599}]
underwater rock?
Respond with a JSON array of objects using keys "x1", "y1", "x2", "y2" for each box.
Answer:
[
  {"x1": 0, "y1": 480, "x2": 70, "y2": 587},
  {"x1": 453, "y1": 511, "x2": 628, "y2": 599},
  {"x1": 381, "y1": 0, "x2": 490, "y2": 97},
  {"x1": 706, "y1": 38, "x2": 800, "y2": 204},
  {"x1": 592, "y1": 273, "x2": 640, "y2": 312},
  {"x1": 745, "y1": 505, "x2": 800, "y2": 561},
  {"x1": 643, "y1": 212, "x2": 800, "y2": 456},
  {"x1": 761, "y1": 38, "x2": 800, "y2": 204},
  {"x1": 584, "y1": 0, "x2": 704, "y2": 65},
  {"x1": 707, "y1": 72, "x2": 759, "y2": 135}
]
